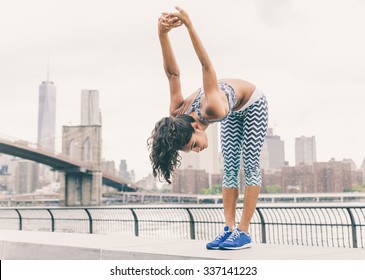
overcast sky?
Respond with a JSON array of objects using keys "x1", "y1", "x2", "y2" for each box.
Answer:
[{"x1": 1, "y1": 0, "x2": 365, "y2": 180}]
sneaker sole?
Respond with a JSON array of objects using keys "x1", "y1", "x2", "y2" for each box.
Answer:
[
  {"x1": 219, "y1": 243, "x2": 252, "y2": 250},
  {"x1": 206, "y1": 246, "x2": 220, "y2": 250}
]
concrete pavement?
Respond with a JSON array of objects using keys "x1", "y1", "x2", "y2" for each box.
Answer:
[{"x1": 0, "y1": 229, "x2": 364, "y2": 260}]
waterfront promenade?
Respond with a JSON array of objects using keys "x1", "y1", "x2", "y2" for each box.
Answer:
[{"x1": 0, "y1": 229, "x2": 364, "y2": 260}]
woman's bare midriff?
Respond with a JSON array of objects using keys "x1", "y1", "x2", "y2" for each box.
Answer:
[{"x1": 219, "y1": 78, "x2": 256, "y2": 111}]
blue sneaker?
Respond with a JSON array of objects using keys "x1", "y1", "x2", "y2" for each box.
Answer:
[
  {"x1": 206, "y1": 226, "x2": 233, "y2": 250},
  {"x1": 219, "y1": 228, "x2": 252, "y2": 250}
]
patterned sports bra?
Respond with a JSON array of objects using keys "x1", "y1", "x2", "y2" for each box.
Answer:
[{"x1": 185, "y1": 82, "x2": 237, "y2": 124}]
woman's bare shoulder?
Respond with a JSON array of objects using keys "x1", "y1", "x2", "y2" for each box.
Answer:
[{"x1": 170, "y1": 89, "x2": 200, "y2": 116}]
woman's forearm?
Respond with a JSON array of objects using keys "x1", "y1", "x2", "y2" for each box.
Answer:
[
  {"x1": 159, "y1": 34, "x2": 180, "y2": 78},
  {"x1": 158, "y1": 31, "x2": 184, "y2": 114},
  {"x1": 161, "y1": 7, "x2": 223, "y2": 117},
  {"x1": 185, "y1": 23, "x2": 218, "y2": 93},
  {"x1": 185, "y1": 23, "x2": 213, "y2": 69},
  {"x1": 171, "y1": 6, "x2": 215, "y2": 72}
]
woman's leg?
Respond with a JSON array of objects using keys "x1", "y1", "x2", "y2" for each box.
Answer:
[
  {"x1": 220, "y1": 113, "x2": 244, "y2": 229},
  {"x1": 238, "y1": 96, "x2": 268, "y2": 234},
  {"x1": 239, "y1": 186, "x2": 261, "y2": 233},
  {"x1": 206, "y1": 114, "x2": 244, "y2": 249},
  {"x1": 222, "y1": 188, "x2": 239, "y2": 229}
]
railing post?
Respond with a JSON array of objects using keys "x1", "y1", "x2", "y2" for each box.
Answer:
[
  {"x1": 130, "y1": 209, "x2": 139, "y2": 237},
  {"x1": 84, "y1": 209, "x2": 93, "y2": 234},
  {"x1": 346, "y1": 208, "x2": 358, "y2": 248},
  {"x1": 46, "y1": 209, "x2": 55, "y2": 232},
  {"x1": 186, "y1": 208, "x2": 196, "y2": 240},
  {"x1": 256, "y1": 208, "x2": 266, "y2": 243},
  {"x1": 15, "y1": 209, "x2": 22, "y2": 231}
]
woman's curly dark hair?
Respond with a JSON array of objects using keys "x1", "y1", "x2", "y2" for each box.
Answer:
[{"x1": 147, "y1": 114, "x2": 195, "y2": 184}]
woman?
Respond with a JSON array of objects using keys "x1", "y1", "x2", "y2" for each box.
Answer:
[{"x1": 148, "y1": 7, "x2": 268, "y2": 250}]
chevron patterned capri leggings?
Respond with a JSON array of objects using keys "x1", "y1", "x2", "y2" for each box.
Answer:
[{"x1": 220, "y1": 94, "x2": 268, "y2": 188}]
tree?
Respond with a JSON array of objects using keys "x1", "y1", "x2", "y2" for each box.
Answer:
[
  {"x1": 344, "y1": 183, "x2": 365, "y2": 192},
  {"x1": 264, "y1": 185, "x2": 283, "y2": 193},
  {"x1": 199, "y1": 184, "x2": 222, "y2": 194}
]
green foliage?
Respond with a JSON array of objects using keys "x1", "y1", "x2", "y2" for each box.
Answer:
[
  {"x1": 344, "y1": 183, "x2": 365, "y2": 192},
  {"x1": 264, "y1": 185, "x2": 283, "y2": 193},
  {"x1": 199, "y1": 184, "x2": 222, "y2": 194}
]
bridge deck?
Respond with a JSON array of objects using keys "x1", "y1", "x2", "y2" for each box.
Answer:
[{"x1": 0, "y1": 139, "x2": 137, "y2": 190}]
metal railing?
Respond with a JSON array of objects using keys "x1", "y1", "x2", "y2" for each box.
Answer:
[{"x1": 0, "y1": 206, "x2": 364, "y2": 249}]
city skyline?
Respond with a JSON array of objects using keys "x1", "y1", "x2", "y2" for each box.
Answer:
[{"x1": 1, "y1": 0, "x2": 365, "y2": 180}]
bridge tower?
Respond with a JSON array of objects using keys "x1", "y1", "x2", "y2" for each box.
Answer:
[{"x1": 59, "y1": 125, "x2": 102, "y2": 206}]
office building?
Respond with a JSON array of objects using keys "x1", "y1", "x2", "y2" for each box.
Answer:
[
  {"x1": 119, "y1": 159, "x2": 131, "y2": 181},
  {"x1": 262, "y1": 159, "x2": 353, "y2": 193},
  {"x1": 37, "y1": 80, "x2": 56, "y2": 152},
  {"x1": 260, "y1": 128, "x2": 285, "y2": 173},
  {"x1": 342, "y1": 158, "x2": 357, "y2": 170},
  {"x1": 172, "y1": 168, "x2": 209, "y2": 194},
  {"x1": 0, "y1": 154, "x2": 18, "y2": 194},
  {"x1": 280, "y1": 165, "x2": 314, "y2": 193},
  {"x1": 15, "y1": 160, "x2": 39, "y2": 194},
  {"x1": 295, "y1": 136, "x2": 317, "y2": 166},
  {"x1": 37, "y1": 78, "x2": 57, "y2": 182},
  {"x1": 313, "y1": 160, "x2": 351, "y2": 193}
]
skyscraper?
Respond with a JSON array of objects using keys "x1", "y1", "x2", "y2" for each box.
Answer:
[
  {"x1": 81, "y1": 90, "x2": 101, "y2": 126},
  {"x1": 37, "y1": 80, "x2": 56, "y2": 152},
  {"x1": 260, "y1": 128, "x2": 285, "y2": 173},
  {"x1": 295, "y1": 136, "x2": 317, "y2": 166},
  {"x1": 119, "y1": 159, "x2": 131, "y2": 181},
  {"x1": 15, "y1": 160, "x2": 39, "y2": 194}
]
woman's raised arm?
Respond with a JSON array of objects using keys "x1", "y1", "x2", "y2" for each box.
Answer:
[
  {"x1": 158, "y1": 14, "x2": 184, "y2": 115},
  {"x1": 168, "y1": 7, "x2": 227, "y2": 118}
]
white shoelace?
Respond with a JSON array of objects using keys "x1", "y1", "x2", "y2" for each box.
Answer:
[
  {"x1": 215, "y1": 230, "x2": 230, "y2": 240},
  {"x1": 226, "y1": 230, "x2": 241, "y2": 241}
]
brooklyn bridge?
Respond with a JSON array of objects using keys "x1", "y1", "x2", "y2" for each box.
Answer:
[{"x1": 0, "y1": 128, "x2": 138, "y2": 207}]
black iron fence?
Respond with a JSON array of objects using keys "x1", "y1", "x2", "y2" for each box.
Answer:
[{"x1": 0, "y1": 206, "x2": 364, "y2": 249}]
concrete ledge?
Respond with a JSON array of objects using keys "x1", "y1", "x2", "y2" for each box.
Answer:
[{"x1": 0, "y1": 229, "x2": 364, "y2": 260}]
